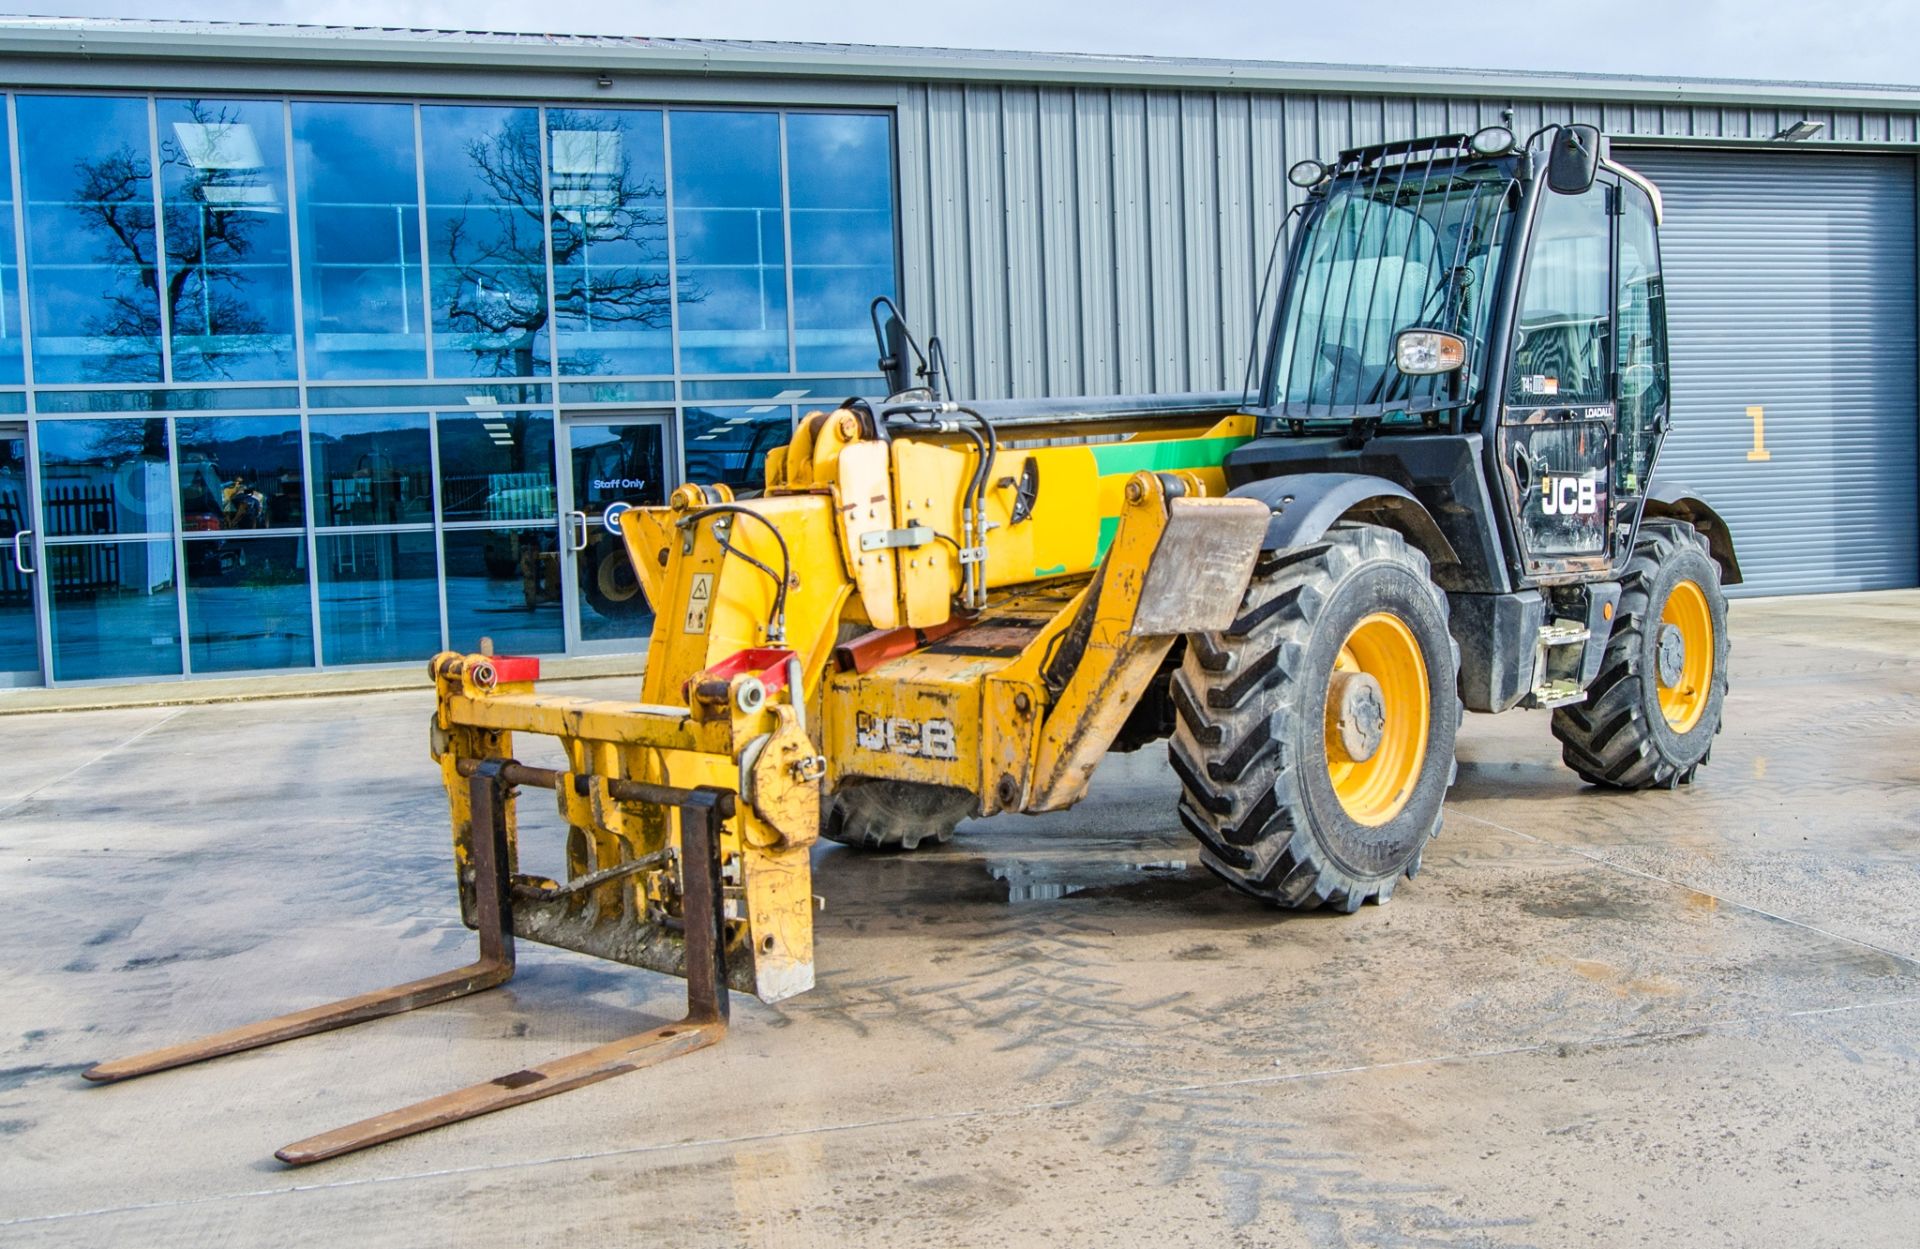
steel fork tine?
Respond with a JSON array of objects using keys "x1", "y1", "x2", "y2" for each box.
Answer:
[
  {"x1": 273, "y1": 794, "x2": 731, "y2": 1166},
  {"x1": 84, "y1": 765, "x2": 519, "y2": 1085}
]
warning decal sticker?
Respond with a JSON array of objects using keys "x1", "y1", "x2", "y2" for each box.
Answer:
[{"x1": 684, "y1": 572, "x2": 713, "y2": 635}]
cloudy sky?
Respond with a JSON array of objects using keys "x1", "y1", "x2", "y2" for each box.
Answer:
[{"x1": 6, "y1": 0, "x2": 1919, "y2": 86}]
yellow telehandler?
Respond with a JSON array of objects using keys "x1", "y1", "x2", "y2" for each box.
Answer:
[{"x1": 85, "y1": 124, "x2": 1739, "y2": 1164}]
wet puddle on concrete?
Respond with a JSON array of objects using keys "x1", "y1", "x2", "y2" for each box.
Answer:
[{"x1": 985, "y1": 855, "x2": 1192, "y2": 903}]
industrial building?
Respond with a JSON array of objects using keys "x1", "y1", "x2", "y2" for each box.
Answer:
[{"x1": 0, "y1": 17, "x2": 1912, "y2": 686}]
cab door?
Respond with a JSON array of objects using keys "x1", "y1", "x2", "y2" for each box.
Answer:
[{"x1": 1497, "y1": 177, "x2": 1618, "y2": 580}]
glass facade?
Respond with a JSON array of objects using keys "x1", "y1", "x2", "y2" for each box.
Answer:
[{"x1": 0, "y1": 91, "x2": 896, "y2": 683}]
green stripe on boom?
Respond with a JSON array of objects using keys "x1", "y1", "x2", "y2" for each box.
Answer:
[
  {"x1": 1087, "y1": 434, "x2": 1249, "y2": 478},
  {"x1": 1085, "y1": 434, "x2": 1249, "y2": 564}
]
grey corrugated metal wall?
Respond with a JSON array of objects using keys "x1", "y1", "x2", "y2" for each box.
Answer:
[
  {"x1": 1622, "y1": 148, "x2": 1918, "y2": 594},
  {"x1": 894, "y1": 84, "x2": 1920, "y2": 401}
]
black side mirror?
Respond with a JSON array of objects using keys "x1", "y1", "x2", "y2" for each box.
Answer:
[
  {"x1": 874, "y1": 303, "x2": 917, "y2": 396},
  {"x1": 1546, "y1": 124, "x2": 1602, "y2": 195}
]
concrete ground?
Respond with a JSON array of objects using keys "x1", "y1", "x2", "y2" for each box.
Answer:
[{"x1": 1, "y1": 592, "x2": 1916, "y2": 1247}]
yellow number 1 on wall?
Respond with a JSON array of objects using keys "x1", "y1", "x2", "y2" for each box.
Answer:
[{"x1": 1746, "y1": 405, "x2": 1773, "y2": 462}]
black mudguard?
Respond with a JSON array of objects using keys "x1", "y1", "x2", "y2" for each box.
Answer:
[
  {"x1": 1643, "y1": 484, "x2": 1742, "y2": 585},
  {"x1": 1228, "y1": 472, "x2": 1457, "y2": 569}
]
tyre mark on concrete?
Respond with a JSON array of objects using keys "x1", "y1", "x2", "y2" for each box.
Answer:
[
  {"x1": 0, "y1": 708, "x2": 187, "y2": 823},
  {"x1": 1449, "y1": 809, "x2": 1920, "y2": 973},
  {"x1": 9, "y1": 995, "x2": 1914, "y2": 1234}
]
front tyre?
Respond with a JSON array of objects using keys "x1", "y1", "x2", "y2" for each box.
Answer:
[
  {"x1": 1551, "y1": 519, "x2": 1730, "y2": 789},
  {"x1": 1170, "y1": 524, "x2": 1461, "y2": 910}
]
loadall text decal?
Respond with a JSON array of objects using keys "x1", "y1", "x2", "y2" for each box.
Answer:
[
  {"x1": 855, "y1": 712, "x2": 959, "y2": 760},
  {"x1": 1540, "y1": 474, "x2": 1600, "y2": 516}
]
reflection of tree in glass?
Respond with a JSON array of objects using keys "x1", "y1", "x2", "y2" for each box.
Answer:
[
  {"x1": 159, "y1": 102, "x2": 281, "y2": 380},
  {"x1": 69, "y1": 420, "x2": 168, "y2": 467},
  {"x1": 68, "y1": 146, "x2": 162, "y2": 382},
  {"x1": 70, "y1": 102, "x2": 281, "y2": 382},
  {"x1": 71, "y1": 102, "x2": 284, "y2": 381},
  {"x1": 435, "y1": 110, "x2": 698, "y2": 377}
]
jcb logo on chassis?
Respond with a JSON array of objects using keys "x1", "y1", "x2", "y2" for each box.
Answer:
[
  {"x1": 855, "y1": 711, "x2": 959, "y2": 760},
  {"x1": 1540, "y1": 475, "x2": 1600, "y2": 516}
]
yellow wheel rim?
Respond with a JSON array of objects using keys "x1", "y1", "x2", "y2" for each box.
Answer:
[
  {"x1": 1326, "y1": 612, "x2": 1430, "y2": 826},
  {"x1": 1657, "y1": 579, "x2": 1714, "y2": 733}
]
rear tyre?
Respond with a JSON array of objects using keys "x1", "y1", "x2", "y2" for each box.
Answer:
[
  {"x1": 822, "y1": 779, "x2": 973, "y2": 851},
  {"x1": 1171, "y1": 523, "x2": 1461, "y2": 910},
  {"x1": 1551, "y1": 519, "x2": 1729, "y2": 789}
]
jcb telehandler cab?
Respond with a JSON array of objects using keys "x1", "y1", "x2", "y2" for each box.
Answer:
[
  {"x1": 86, "y1": 125, "x2": 1737, "y2": 1163},
  {"x1": 1164, "y1": 123, "x2": 1739, "y2": 904}
]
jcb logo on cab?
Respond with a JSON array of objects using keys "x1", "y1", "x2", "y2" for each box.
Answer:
[{"x1": 1541, "y1": 474, "x2": 1600, "y2": 516}]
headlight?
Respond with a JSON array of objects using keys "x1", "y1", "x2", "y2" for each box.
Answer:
[
  {"x1": 1395, "y1": 329, "x2": 1467, "y2": 375},
  {"x1": 1468, "y1": 125, "x2": 1515, "y2": 156},
  {"x1": 1287, "y1": 159, "x2": 1330, "y2": 188}
]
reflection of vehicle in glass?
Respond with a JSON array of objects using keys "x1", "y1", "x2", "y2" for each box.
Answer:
[
  {"x1": 178, "y1": 456, "x2": 291, "y2": 532},
  {"x1": 440, "y1": 471, "x2": 554, "y2": 522},
  {"x1": 581, "y1": 527, "x2": 646, "y2": 622},
  {"x1": 324, "y1": 451, "x2": 408, "y2": 526},
  {"x1": 481, "y1": 528, "x2": 560, "y2": 608},
  {"x1": 178, "y1": 459, "x2": 279, "y2": 577},
  {"x1": 576, "y1": 427, "x2": 664, "y2": 624}
]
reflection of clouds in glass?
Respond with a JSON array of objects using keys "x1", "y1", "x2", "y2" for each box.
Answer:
[
  {"x1": 669, "y1": 112, "x2": 781, "y2": 208},
  {"x1": 423, "y1": 106, "x2": 549, "y2": 379},
  {"x1": 293, "y1": 101, "x2": 425, "y2": 379},
  {"x1": 161, "y1": 101, "x2": 295, "y2": 380},
  {"x1": 548, "y1": 110, "x2": 675, "y2": 376},
  {"x1": 551, "y1": 129, "x2": 623, "y2": 227},
  {"x1": 794, "y1": 113, "x2": 869, "y2": 157},
  {"x1": 787, "y1": 114, "x2": 894, "y2": 370},
  {"x1": 19, "y1": 95, "x2": 165, "y2": 383},
  {"x1": 681, "y1": 276, "x2": 772, "y2": 328},
  {"x1": 670, "y1": 111, "x2": 787, "y2": 373}
]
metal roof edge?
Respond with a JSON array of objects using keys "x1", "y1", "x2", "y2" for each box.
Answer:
[{"x1": 1, "y1": 21, "x2": 1918, "y2": 111}]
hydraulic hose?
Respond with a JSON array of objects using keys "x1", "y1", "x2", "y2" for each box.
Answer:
[{"x1": 676, "y1": 503, "x2": 794, "y2": 642}]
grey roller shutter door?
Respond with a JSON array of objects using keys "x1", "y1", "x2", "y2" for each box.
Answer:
[{"x1": 1617, "y1": 148, "x2": 1918, "y2": 595}]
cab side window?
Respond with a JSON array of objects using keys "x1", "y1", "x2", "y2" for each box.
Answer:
[
  {"x1": 1507, "y1": 186, "x2": 1611, "y2": 406},
  {"x1": 1615, "y1": 183, "x2": 1668, "y2": 494}
]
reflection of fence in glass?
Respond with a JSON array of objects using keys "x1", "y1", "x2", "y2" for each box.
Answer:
[
  {"x1": 321, "y1": 530, "x2": 406, "y2": 580},
  {"x1": 41, "y1": 483, "x2": 115, "y2": 537},
  {"x1": 0, "y1": 477, "x2": 26, "y2": 602},
  {"x1": 46, "y1": 542, "x2": 141, "y2": 598},
  {"x1": 322, "y1": 468, "x2": 433, "y2": 527},
  {"x1": 0, "y1": 480, "x2": 25, "y2": 536},
  {"x1": 39, "y1": 462, "x2": 169, "y2": 536},
  {"x1": 441, "y1": 472, "x2": 553, "y2": 521}
]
